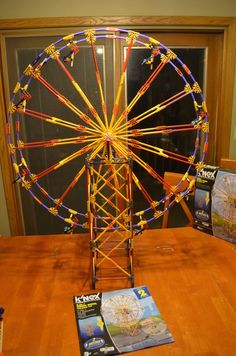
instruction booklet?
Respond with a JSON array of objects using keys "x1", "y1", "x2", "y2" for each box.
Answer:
[{"x1": 73, "y1": 285, "x2": 174, "y2": 355}]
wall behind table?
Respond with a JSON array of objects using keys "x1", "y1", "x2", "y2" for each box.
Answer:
[
  {"x1": 0, "y1": 0, "x2": 236, "y2": 235},
  {"x1": 0, "y1": 166, "x2": 10, "y2": 236},
  {"x1": 0, "y1": 0, "x2": 236, "y2": 18}
]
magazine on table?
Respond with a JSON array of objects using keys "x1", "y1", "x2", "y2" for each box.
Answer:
[{"x1": 73, "y1": 285, "x2": 174, "y2": 355}]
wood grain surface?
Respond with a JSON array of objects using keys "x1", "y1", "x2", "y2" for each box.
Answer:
[{"x1": 0, "y1": 227, "x2": 236, "y2": 355}]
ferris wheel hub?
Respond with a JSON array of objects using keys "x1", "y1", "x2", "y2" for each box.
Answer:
[{"x1": 103, "y1": 131, "x2": 115, "y2": 142}]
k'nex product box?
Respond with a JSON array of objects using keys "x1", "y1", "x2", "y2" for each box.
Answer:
[
  {"x1": 193, "y1": 165, "x2": 219, "y2": 234},
  {"x1": 211, "y1": 169, "x2": 236, "y2": 244}
]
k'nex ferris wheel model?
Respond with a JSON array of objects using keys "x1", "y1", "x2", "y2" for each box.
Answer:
[{"x1": 7, "y1": 28, "x2": 208, "y2": 287}]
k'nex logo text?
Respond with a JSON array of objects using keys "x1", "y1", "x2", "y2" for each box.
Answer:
[
  {"x1": 75, "y1": 293, "x2": 100, "y2": 303},
  {"x1": 198, "y1": 168, "x2": 217, "y2": 180}
]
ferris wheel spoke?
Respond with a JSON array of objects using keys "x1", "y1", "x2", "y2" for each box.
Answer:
[
  {"x1": 12, "y1": 135, "x2": 100, "y2": 150},
  {"x1": 121, "y1": 137, "x2": 196, "y2": 166},
  {"x1": 17, "y1": 108, "x2": 98, "y2": 133},
  {"x1": 91, "y1": 168, "x2": 130, "y2": 204},
  {"x1": 132, "y1": 171, "x2": 159, "y2": 212},
  {"x1": 113, "y1": 58, "x2": 168, "y2": 131},
  {"x1": 55, "y1": 165, "x2": 86, "y2": 208},
  {"x1": 38, "y1": 74, "x2": 102, "y2": 132},
  {"x1": 94, "y1": 169, "x2": 127, "y2": 216},
  {"x1": 109, "y1": 31, "x2": 137, "y2": 129},
  {"x1": 115, "y1": 86, "x2": 193, "y2": 133},
  {"x1": 110, "y1": 163, "x2": 128, "y2": 213},
  {"x1": 54, "y1": 55, "x2": 107, "y2": 131},
  {"x1": 116, "y1": 123, "x2": 200, "y2": 139},
  {"x1": 55, "y1": 140, "x2": 105, "y2": 207},
  {"x1": 93, "y1": 163, "x2": 125, "y2": 198},
  {"x1": 24, "y1": 66, "x2": 102, "y2": 132},
  {"x1": 93, "y1": 146, "x2": 110, "y2": 186},
  {"x1": 94, "y1": 165, "x2": 113, "y2": 190},
  {"x1": 87, "y1": 32, "x2": 109, "y2": 129},
  {"x1": 91, "y1": 167, "x2": 126, "y2": 216},
  {"x1": 100, "y1": 180, "x2": 127, "y2": 213},
  {"x1": 28, "y1": 138, "x2": 103, "y2": 183},
  {"x1": 112, "y1": 140, "x2": 174, "y2": 192}
]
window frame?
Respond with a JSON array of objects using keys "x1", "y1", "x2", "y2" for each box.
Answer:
[{"x1": 0, "y1": 16, "x2": 235, "y2": 235}]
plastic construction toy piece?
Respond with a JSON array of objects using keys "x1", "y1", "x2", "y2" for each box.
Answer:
[
  {"x1": 7, "y1": 28, "x2": 208, "y2": 287},
  {"x1": 0, "y1": 307, "x2": 4, "y2": 356},
  {"x1": 86, "y1": 156, "x2": 134, "y2": 288}
]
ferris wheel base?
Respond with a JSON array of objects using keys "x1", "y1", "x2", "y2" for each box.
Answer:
[{"x1": 86, "y1": 156, "x2": 135, "y2": 289}]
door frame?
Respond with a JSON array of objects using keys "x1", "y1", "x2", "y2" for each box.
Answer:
[{"x1": 0, "y1": 16, "x2": 235, "y2": 235}]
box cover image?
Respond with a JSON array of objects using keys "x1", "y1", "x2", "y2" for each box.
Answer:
[
  {"x1": 73, "y1": 286, "x2": 174, "y2": 355},
  {"x1": 211, "y1": 169, "x2": 236, "y2": 243},
  {"x1": 193, "y1": 165, "x2": 219, "y2": 234}
]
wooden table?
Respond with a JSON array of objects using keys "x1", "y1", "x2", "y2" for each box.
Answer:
[{"x1": 0, "y1": 227, "x2": 236, "y2": 355}]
